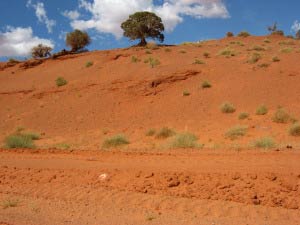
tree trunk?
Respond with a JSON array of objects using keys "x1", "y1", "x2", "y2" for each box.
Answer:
[{"x1": 139, "y1": 37, "x2": 147, "y2": 46}]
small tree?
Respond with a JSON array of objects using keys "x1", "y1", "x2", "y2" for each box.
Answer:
[
  {"x1": 268, "y1": 22, "x2": 277, "y2": 33},
  {"x1": 31, "y1": 44, "x2": 52, "y2": 58},
  {"x1": 66, "y1": 29, "x2": 91, "y2": 52},
  {"x1": 121, "y1": 11, "x2": 164, "y2": 46}
]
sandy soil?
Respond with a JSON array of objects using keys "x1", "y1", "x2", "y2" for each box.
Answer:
[{"x1": 0, "y1": 149, "x2": 300, "y2": 225}]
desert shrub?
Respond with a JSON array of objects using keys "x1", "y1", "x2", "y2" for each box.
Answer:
[
  {"x1": 258, "y1": 63, "x2": 270, "y2": 68},
  {"x1": 238, "y1": 112, "x2": 249, "y2": 120},
  {"x1": 8, "y1": 58, "x2": 20, "y2": 65},
  {"x1": 102, "y1": 134, "x2": 129, "y2": 148},
  {"x1": 271, "y1": 30, "x2": 284, "y2": 36},
  {"x1": 131, "y1": 56, "x2": 140, "y2": 63},
  {"x1": 280, "y1": 48, "x2": 293, "y2": 53},
  {"x1": 144, "y1": 57, "x2": 160, "y2": 68},
  {"x1": 264, "y1": 39, "x2": 271, "y2": 43},
  {"x1": 2, "y1": 199, "x2": 19, "y2": 209},
  {"x1": 169, "y1": 133, "x2": 202, "y2": 149},
  {"x1": 56, "y1": 77, "x2": 67, "y2": 87},
  {"x1": 53, "y1": 143, "x2": 71, "y2": 150},
  {"x1": 155, "y1": 127, "x2": 176, "y2": 139},
  {"x1": 31, "y1": 44, "x2": 52, "y2": 58},
  {"x1": 145, "y1": 50, "x2": 152, "y2": 54},
  {"x1": 201, "y1": 80, "x2": 212, "y2": 89},
  {"x1": 193, "y1": 59, "x2": 205, "y2": 64},
  {"x1": 220, "y1": 102, "x2": 236, "y2": 113},
  {"x1": 22, "y1": 132, "x2": 40, "y2": 140},
  {"x1": 226, "y1": 32, "x2": 234, "y2": 37},
  {"x1": 179, "y1": 49, "x2": 186, "y2": 54},
  {"x1": 238, "y1": 31, "x2": 250, "y2": 37},
  {"x1": 251, "y1": 46, "x2": 265, "y2": 51},
  {"x1": 253, "y1": 137, "x2": 276, "y2": 149},
  {"x1": 66, "y1": 29, "x2": 91, "y2": 52},
  {"x1": 85, "y1": 61, "x2": 93, "y2": 67},
  {"x1": 248, "y1": 52, "x2": 261, "y2": 64},
  {"x1": 289, "y1": 123, "x2": 300, "y2": 136},
  {"x1": 272, "y1": 108, "x2": 290, "y2": 123},
  {"x1": 272, "y1": 56, "x2": 280, "y2": 62},
  {"x1": 256, "y1": 105, "x2": 268, "y2": 115},
  {"x1": 182, "y1": 90, "x2": 190, "y2": 96},
  {"x1": 203, "y1": 52, "x2": 210, "y2": 58},
  {"x1": 165, "y1": 48, "x2": 172, "y2": 52},
  {"x1": 146, "y1": 129, "x2": 156, "y2": 136},
  {"x1": 225, "y1": 125, "x2": 248, "y2": 140},
  {"x1": 146, "y1": 42, "x2": 159, "y2": 50},
  {"x1": 4, "y1": 135, "x2": 35, "y2": 149},
  {"x1": 279, "y1": 40, "x2": 295, "y2": 46},
  {"x1": 218, "y1": 48, "x2": 235, "y2": 56}
]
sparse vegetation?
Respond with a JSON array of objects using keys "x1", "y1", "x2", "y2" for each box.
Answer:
[
  {"x1": 264, "y1": 39, "x2": 271, "y2": 43},
  {"x1": 201, "y1": 80, "x2": 212, "y2": 89},
  {"x1": 4, "y1": 128, "x2": 40, "y2": 149},
  {"x1": 144, "y1": 57, "x2": 160, "y2": 68},
  {"x1": 169, "y1": 132, "x2": 202, "y2": 149},
  {"x1": 272, "y1": 108, "x2": 290, "y2": 123},
  {"x1": 272, "y1": 56, "x2": 280, "y2": 62},
  {"x1": 289, "y1": 123, "x2": 300, "y2": 136},
  {"x1": 146, "y1": 42, "x2": 159, "y2": 50},
  {"x1": 66, "y1": 29, "x2": 91, "y2": 52},
  {"x1": 271, "y1": 30, "x2": 284, "y2": 36},
  {"x1": 31, "y1": 44, "x2": 52, "y2": 58},
  {"x1": 53, "y1": 143, "x2": 71, "y2": 150},
  {"x1": 102, "y1": 134, "x2": 129, "y2": 148},
  {"x1": 56, "y1": 77, "x2": 68, "y2": 87},
  {"x1": 2, "y1": 199, "x2": 19, "y2": 209},
  {"x1": 248, "y1": 52, "x2": 261, "y2": 64},
  {"x1": 218, "y1": 48, "x2": 235, "y2": 57},
  {"x1": 238, "y1": 31, "x2": 250, "y2": 37},
  {"x1": 155, "y1": 127, "x2": 176, "y2": 139},
  {"x1": 131, "y1": 56, "x2": 140, "y2": 63},
  {"x1": 165, "y1": 48, "x2": 171, "y2": 52},
  {"x1": 85, "y1": 61, "x2": 93, "y2": 67},
  {"x1": 251, "y1": 45, "x2": 265, "y2": 51},
  {"x1": 225, "y1": 125, "x2": 248, "y2": 140},
  {"x1": 258, "y1": 63, "x2": 270, "y2": 68},
  {"x1": 146, "y1": 129, "x2": 156, "y2": 136},
  {"x1": 253, "y1": 137, "x2": 276, "y2": 149},
  {"x1": 220, "y1": 102, "x2": 236, "y2": 113},
  {"x1": 280, "y1": 48, "x2": 293, "y2": 53},
  {"x1": 179, "y1": 49, "x2": 186, "y2": 54},
  {"x1": 226, "y1": 32, "x2": 234, "y2": 37},
  {"x1": 203, "y1": 52, "x2": 210, "y2": 58},
  {"x1": 279, "y1": 40, "x2": 295, "y2": 46},
  {"x1": 183, "y1": 90, "x2": 190, "y2": 96},
  {"x1": 193, "y1": 59, "x2": 205, "y2": 64},
  {"x1": 238, "y1": 112, "x2": 249, "y2": 120},
  {"x1": 256, "y1": 105, "x2": 268, "y2": 115}
]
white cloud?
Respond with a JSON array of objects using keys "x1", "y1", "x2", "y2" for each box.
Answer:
[
  {"x1": 291, "y1": 20, "x2": 300, "y2": 33},
  {"x1": 27, "y1": 1, "x2": 56, "y2": 33},
  {"x1": 0, "y1": 27, "x2": 54, "y2": 57},
  {"x1": 62, "y1": 10, "x2": 80, "y2": 20},
  {"x1": 71, "y1": 0, "x2": 229, "y2": 39}
]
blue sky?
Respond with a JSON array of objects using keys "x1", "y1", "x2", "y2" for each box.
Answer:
[{"x1": 1, "y1": 0, "x2": 300, "y2": 60}]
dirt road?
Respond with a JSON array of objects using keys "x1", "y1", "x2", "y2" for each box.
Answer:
[{"x1": 1, "y1": 149, "x2": 300, "y2": 225}]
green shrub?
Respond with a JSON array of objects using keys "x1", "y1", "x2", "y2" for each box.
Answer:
[
  {"x1": 169, "y1": 133, "x2": 202, "y2": 149},
  {"x1": 131, "y1": 56, "x2": 140, "y2": 63},
  {"x1": 220, "y1": 102, "x2": 236, "y2": 113},
  {"x1": 218, "y1": 48, "x2": 235, "y2": 56},
  {"x1": 253, "y1": 137, "x2": 276, "y2": 149},
  {"x1": 144, "y1": 57, "x2": 160, "y2": 68},
  {"x1": 4, "y1": 135, "x2": 35, "y2": 149},
  {"x1": 238, "y1": 112, "x2": 249, "y2": 120},
  {"x1": 85, "y1": 61, "x2": 93, "y2": 68},
  {"x1": 280, "y1": 48, "x2": 293, "y2": 53},
  {"x1": 272, "y1": 56, "x2": 280, "y2": 62},
  {"x1": 146, "y1": 129, "x2": 156, "y2": 136},
  {"x1": 102, "y1": 134, "x2": 129, "y2": 148},
  {"x1": 289, "y1": 123, "x2": 300, "y2": 136},
  {"x1": 256, "y1": 105, "x2": 268, "y2": 115},
  {"x1": 225, "y1": 125, "x2": 248, "y2": 140},
  {"x1": 238, "y1": 31, "x2": 250, "y2": 37},
  {"x1": 2, "y1": 199, "x2": 19, "y2": 209},
  {"x1": 201, "y1": 80, "x2": 212, "y2": 89},
  {"x1": 272, "y1": 108, "x2": 290, "y2": 123},
  {"x1": 193, "y1": 59, "x2": 205, "y2": 64},
  {"x1": 155, "y1": 127, "x2": 176, "y2": 139},
  {"x1": 248, "y1": 53, "x2": 261, "y2": 64},
  {"x1": 182, "y1": 90, "x2": 190, "y2": 96},
  {"x1": 56, "y1": 77, "x2": 67, "y2": 87}
]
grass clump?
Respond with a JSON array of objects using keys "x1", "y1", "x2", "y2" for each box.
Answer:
[
  {"x1": 258, "y1": 63, "x2": 270, "y2": 68},
  {"x1": 131, "y1": 56, "x2": 140, "y2": 63},
  {"x1": 193, "y1": 59, "x2": 205, "y2": 64},
  {"x1": 179, "y1": 49, "x2": 186, "y2": 54},
  {"x1": 264, "y1": 39, "x2": 271, "y2": 43},
  {"x1": 218, "y1": 48, "x2": 235, "y2": 57},
  {"x1": 238, "y1": 31, "x2": 250, "y2": 37},
  {"x1": 225, "y1": 125, "x2": 248, "y2": 140},
  {"x1": 145, "y1": 50, "x2": 152, "y2": 54},
  {"x1": 279, "y1": 40, "x2": 295, "y2": 46},
  {"x1": 203, "y1": 52, "x2": 210, "y2": 58},
  {"x1": 289, "y1": 123, "x2": 300, "y2": 136},
  {"x1": 248, "y1": 52, "x2": 261, "y2": 64},
  {"x1": 4, "y1": 135, "x2": 35, "y2": 149},
  {"x1": 256, "y1": 105, "x2": 268, "y2": 115},
  {"x1": 220, "y1": 102, "x2": 236, "y2": 113},
  {"x1": 251, "y1": 46, "x2": 265, "y2": 51},
  {"x1": 56, "y1": 77, "x2": 67, "y2": 87},
  {"x1": 182, "y1": 90, "x2": 190, "y2": 96},
  {"x1": 102, "y1": 134, "x2": 129, "y2": 149},
  {"x1": 253, "y1": 137, "x2": 276, "y2": 149},
  {"x1": 280, "y1": 48, "x2": 293, "y2": 53},
  {"x1": 85, "y1": 61, "x2": 93, "y2": 68},
  {"x1": 272, "y1": 108, "x2": 290, "y2": 123},
  {"x1": 169, "y1": 132, "x2": 202, "y2": 149},
  {"x1": 272, "y1": 56, "x2": 280, "y2": 62},
  {"x1": 155, "y1": 127, "x2": 176, "y2": 139},
  {"x1": 201, "y1": 80, "x2": 212, "y2": 89},
  {"x1": 238, "y1": 112, "x2": 249, "y2": 120},
  {"x1": 2, "y1": 199, "x2": 19, "y2": 209},
  {"x1": 144, "y1": 57, "x2": 160, "y2": 68},
  {"x1": 145, "y1": 129, "x2": 156, "y2": 136}
]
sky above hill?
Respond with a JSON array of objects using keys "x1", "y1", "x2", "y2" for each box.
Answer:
[{"x1": 1, "y1": 0, "x2": 300, "y2": 59}]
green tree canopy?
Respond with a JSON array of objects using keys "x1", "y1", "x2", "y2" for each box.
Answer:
[
  {"x1": 66, "y1": 29, "x2": 91, "y2": 52},
  {"x1": 121, "y1": 12, "x2": 164, "y2": 46}
]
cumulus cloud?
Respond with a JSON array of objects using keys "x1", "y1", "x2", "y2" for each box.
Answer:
[
  {"x1": 62, "y1": 10, "x2": 81, "y2": 20},
  {"x1": 291, "y1": 20, "x2": 300, "y2": 33},
  {"x1": 71, "y1": 0, "x2": 229, "y2": 39},
  {"x1": 27, "y1": 0, "x2": 56, "y2": 33},
  {"x1": 0, "y1": 27, "x2": 54, "y2": 57}
]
